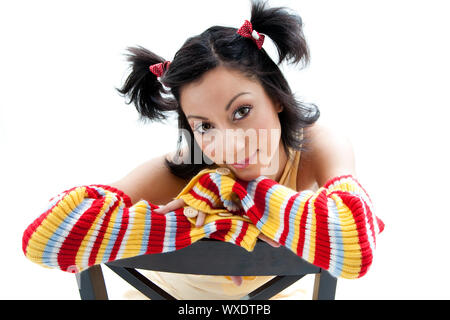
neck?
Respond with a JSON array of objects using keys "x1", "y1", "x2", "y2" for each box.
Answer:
[{"x1": 263, "y1": 142, "x2": 289, "y2": 182}]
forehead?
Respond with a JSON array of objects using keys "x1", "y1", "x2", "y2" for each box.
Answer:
[{"x1": 180, "y1": 66, "x2": 260, "y2": 111}]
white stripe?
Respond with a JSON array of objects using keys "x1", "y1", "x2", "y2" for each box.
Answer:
[
  {"x1": 41, "y1": 197, "x2": 95, "y2": 268},
  {"x1": 81, "y1": 194, "x2": 119, "y2": 267},
  {"x1": 192, "y1": 184, "x2": 221, "y2": 207},
  {"x1": 359, "y1": 194, "x2": 376, "y2": 253},
  {"x1": 327, "y1": 197, "x2": 343, "y2": 278},
  {"x1": 285, "y1": 190, "x2": 313, "y2": 251},
  {"x1": 229, "y1": 220, "x2": 244, "y2": 244},
  {"x1": 273, "y1": 192, "x2": 292, "y2": 243},
  {"x1": 116, "y1": 198, "x2": 134, "y2": 260},
  {"x1": 301, "y1": 197, "x2": 314, "y2": 259},
  {"x1": 162, "y1": 212, "x2": 177, "y2": 253},
  {"x1": 102, "y1": 201, "x2": 126, "y2": 261}
]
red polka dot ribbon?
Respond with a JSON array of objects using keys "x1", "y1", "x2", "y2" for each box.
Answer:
[
  {"x1": 149, "y1": 61, "x2": 171, "y2": 78},
  {"x1": 237, "y1": 20, "x2": 265, "y2": 50}
]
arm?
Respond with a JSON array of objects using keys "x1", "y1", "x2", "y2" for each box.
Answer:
[
  {"x1": 178, "y1": 169, "x2": 384, "y2": 279},
  {"x1": 107, "y1": 152, "x2": 190, "y2": 205},
  {"x1": 22, "y1": 155, "x2": 260, "y2": 273},
  {"x1": 178, "y1": 125, "x2": 384, "y2": 279}
]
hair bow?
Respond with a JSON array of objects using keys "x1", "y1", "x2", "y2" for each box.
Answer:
[
  {"x1": 149, "y1": 61, "x2": 171, "y2": 78},
  {"x1": 236, "y1": 20, "x2": 265, "y2": 50}
]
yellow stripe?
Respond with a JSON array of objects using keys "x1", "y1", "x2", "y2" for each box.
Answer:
[
  {"x1": 94, "y1": 199, "x2": 122, "y2": 265},
  {"x1": 241, "y1": 223, "x2": 259, "y2": 251},
  {"x1": 327, "y1": 178, "x2": 361, "y2": 196},
  {"x1": 330, "y1": 193, "x2": 362, "y2": 277},
  {"x1": 259, "y1": 185, "x2": 290, "y2": 239},
  {"x1": 307, "y1": 191, "x2": 321, "y2": 263},
  {"x1": 25, "y1": 187, "x2": 86, "y2": 266},
  {"x1": 120, "y1": 200, "x2": 150, "y2": 259},
  {"x1": 222, "y1": 221, "x2": 234, "y2": 244},
  {"x1": 75, "y1": 190, "x2": 115, "y2": 269},
  {"x1": 290, "y1": 190, "x2": 314, "y2": 253}
]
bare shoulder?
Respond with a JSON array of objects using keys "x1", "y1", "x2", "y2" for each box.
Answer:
[
  {"x1": 108, "y1": 150, "x2": 190, "y2": 206},
  {"x1": 297, "y1": 118, "x2": 357, "y2": 189}
]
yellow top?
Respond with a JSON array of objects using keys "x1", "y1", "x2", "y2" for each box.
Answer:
[{"x1": 125, "y1": 129, "x2": 305, "y2": 300}]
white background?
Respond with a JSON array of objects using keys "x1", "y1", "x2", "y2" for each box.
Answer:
[{"x1": 1, "y1": 0, "x2": 449, "y2": 299}]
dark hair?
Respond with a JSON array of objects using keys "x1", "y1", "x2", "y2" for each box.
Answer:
[{"x1": 116, "y1": 0, "x2": 320, "y2": 181}]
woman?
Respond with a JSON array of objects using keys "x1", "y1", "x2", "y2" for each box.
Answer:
[{"x1": 111, "y1": 0, "x2": 357, "y2": 299}]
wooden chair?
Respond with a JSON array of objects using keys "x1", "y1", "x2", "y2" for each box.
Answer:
[{"x1": 75, "y1": 238, "x2": 337, "y2": 300}]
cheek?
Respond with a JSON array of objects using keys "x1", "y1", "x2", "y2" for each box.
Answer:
[
  {"x1": 196, "y1": 135, "x2": 219, "y2": 161},
  {"x1": 249, "y1": 114, "x2": 282, "y2": 151}
]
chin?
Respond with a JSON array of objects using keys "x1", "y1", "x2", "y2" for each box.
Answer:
[{"x1": 229, "y1": 165, "x2": 261, "y2": 181}]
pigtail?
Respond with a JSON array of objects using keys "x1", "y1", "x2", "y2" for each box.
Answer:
[
  {"x1": 250, "y1": 0, "x2": 310, "y2": 67},
  {"x1": 116, "y1": 45, "x2": 176, "y2": 122}
]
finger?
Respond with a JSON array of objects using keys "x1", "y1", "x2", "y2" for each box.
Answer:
[
  {"x1": 258, "y1": 234, "x2": 281, "y2": 248},
  {"x1": 153, "y1": 198, "x2": 185, "y2": 214},
  {"x1": 195, "y1": 211, "x2": 206, "y2": 227},
  {"x1": 230, "y1": 276, "x2": 243, "y2": 286}
]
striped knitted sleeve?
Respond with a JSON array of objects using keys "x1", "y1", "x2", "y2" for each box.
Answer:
[
  {"x1": 178, "y1": 170, "x2": 385, "y2": 279},
  {"x1": 22, "y1": 183, "x2": 260, "y2": 273},
  {"x1": 235, "y1": 174, "x2": 385, "y2": 279}
]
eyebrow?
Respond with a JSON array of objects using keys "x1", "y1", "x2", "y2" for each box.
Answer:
[{"x1": 186, "y1": 92, "x2": 250, "y2": 120}]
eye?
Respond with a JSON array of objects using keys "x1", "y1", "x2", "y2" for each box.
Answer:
[
  {"x1": 194, "y1": 122, "x2": 212, "y2": 135},
  {"x1": 193, "y1": 105, "x2": 252, "y2": 135},
  {"x1": 233, "y1": 105, "x2": 252, "y2": 121}
]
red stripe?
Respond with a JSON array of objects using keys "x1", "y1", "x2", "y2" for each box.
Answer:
[
  {"x1": 22, "y1": 205, "x2": 59, "y2": 256},
  {"x1": 252, "y1": 178, "x2": 278, "y2": 222},
  {"x1": 312, "y1": 189, "x2": 331, "y2": 270},
  {"x1": 232, "y1": 180, "x2": 259, "y2": 222},
  {"x1": 57, "y1": 196, "x2": 106, "y2": 271},
  {"x1": 296, "y1": 195, "x2": 311, "y2": 256},
  {"x1": 376, "y1": 217, "x2": 385, "y2": 233},
  {"x1": 188, "y1": 184, "x2": 217, "y2": 210},
  {"x1": 92, "y1": 184, "x2": 133, "y2": 207},
  {"x1": 147, "y1": 212, "x2": 166, "y2": 253},
  {"x1": 323, "y1": 174, "x2": 353, "y2": 189},
  {"x1": 235, "y1": 221, "x2": 249, "y2": 246},
  {"x1": 87, "y1": 197, "x2": 120, "y2": 266},
  {"x1": 108, "y1": 207, "x2": 130, "y2": 260},
  {"x1": 350, "y1": 177, "x2": 374, "y2": 206},
  {"x1": 210, "y1": 219, "x2": 232, "y2": 242},
  {"x1": 184, "y1": 174, "x2": 222, "y2": 210},
  {"x1": 278, "y1": 193, "x2": 297, "y2": 246},
  {"x1": 200, "y1": 174, "x2": 221, "y2": 202},
  {"x1": 361, "y1": 195, "x2": 377, "y2": 248},
  {"x1": 334, "y1": 190, "x2": 372, "y2": 278},
  {"x1": 175, "y1": 210, "x2": 192, "y2": 250},
  {"x1": 22, "y1": 187, "x2": 80, "y2": 256}
]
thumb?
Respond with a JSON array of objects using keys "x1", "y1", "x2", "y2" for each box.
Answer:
[
  {"x1": 258, "y1": 233, "x2": 280, "y2": 248},
  {"x1": 153, "y1": 198, "x2": 185, "y2": 214}
]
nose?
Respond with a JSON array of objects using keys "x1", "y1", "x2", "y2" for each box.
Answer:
[{"x1": 222, "y1": 129, "x2": 250, "y2": 164}]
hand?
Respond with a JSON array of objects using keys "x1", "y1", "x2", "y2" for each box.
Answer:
[
  {"x1": 153, "y1": 198, "x2": 206, "y2": 227},
  {"x1": 153, "y1": 197, "x2": 280, "y2": 286}
]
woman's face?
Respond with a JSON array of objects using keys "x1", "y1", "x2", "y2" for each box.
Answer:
[{"x1": 180, "y1": 65, "x2": 286, "y2": 181}]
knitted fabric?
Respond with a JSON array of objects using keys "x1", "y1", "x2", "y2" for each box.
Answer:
[
  {"x1": 22, "y1": 168, "x2": 384, "y2": 279},
  {"x1": 236, "y1": 20, "x2": 265, "y2": 50}
]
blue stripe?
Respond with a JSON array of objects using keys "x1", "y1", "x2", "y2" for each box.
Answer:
[
  {"x1": 163, "y1": 212, "x2": 177, "y2": 252},
  {"x1": 41, "y1": 197, "x2": 93, "y2": 268},
  {"x1": 285, "y1": 193, "x2": 303, "y2": 250},
  {"x1": 255, "y1": 184, "x2": 277, "y2": 231},
  {"x1": 101, "y1": 201, "x2": 124, "y2": 262},
  {"x1": 327, "y1": 199, "x2": 343, "y2": 277},
  {"x1": 139, "y1": 201, "x2": 152, "y2": 255},
  {"x1": 203, "y1": 220, "x2": 216, "y2": 237}
]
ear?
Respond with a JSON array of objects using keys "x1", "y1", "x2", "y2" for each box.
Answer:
[{"x1": 276, "y1": 103, "x2": 284, "y2": 113}]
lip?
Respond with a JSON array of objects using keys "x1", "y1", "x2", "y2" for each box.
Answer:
[{"x1": 231, "y1": 149, "x2": 258, "y2": 169}]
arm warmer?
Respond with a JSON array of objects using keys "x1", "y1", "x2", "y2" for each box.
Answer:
[
  {"x1": 177, "y1": 169, "x2": 385, "y2": 279},
  {"x1": 22, "y1": 168, "x2": 384, "y2": 279}
]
